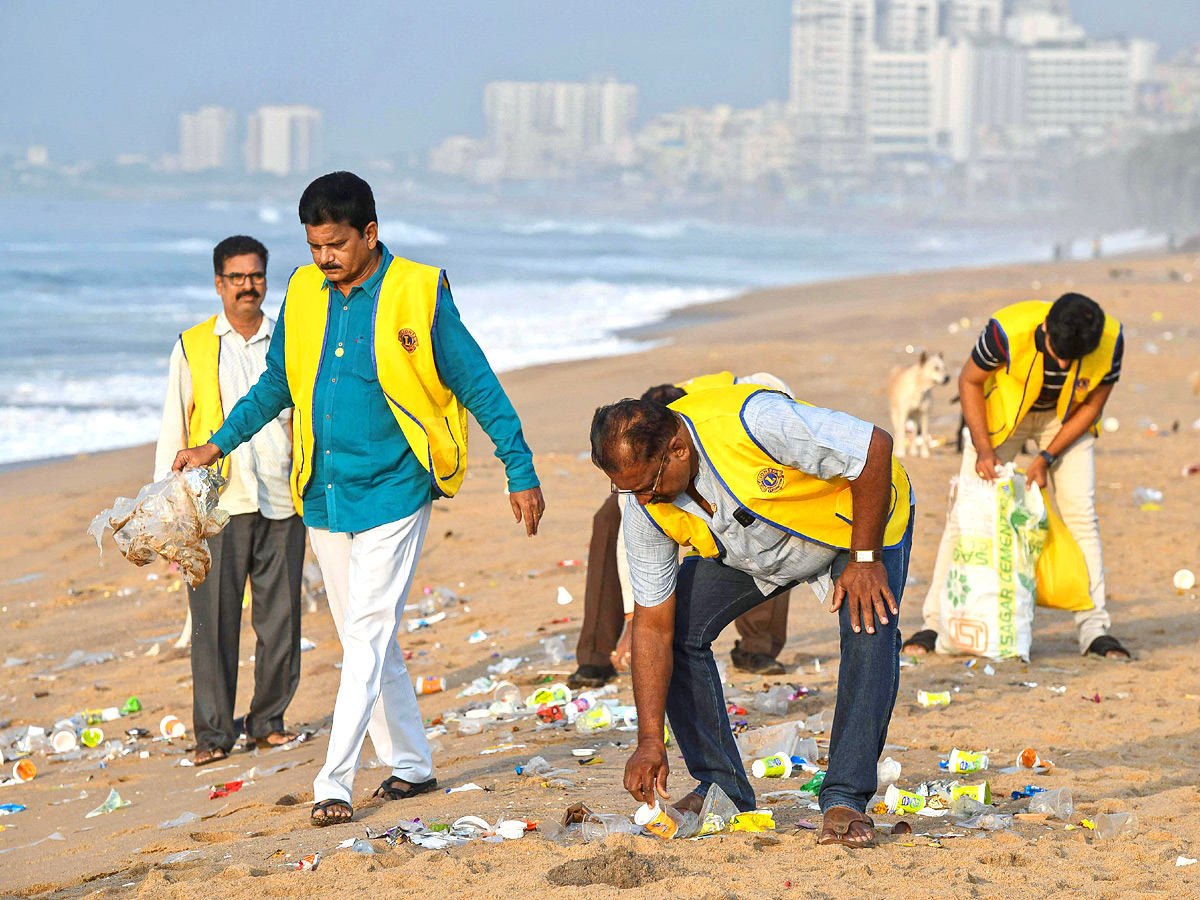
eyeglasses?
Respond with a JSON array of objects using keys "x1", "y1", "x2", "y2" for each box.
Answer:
[
  {"x1": 611, "y1": 451, "x2": 669, "y2": 497},
  {"x1": 220, "y1": 271, "x2": 266, "y2": 286}
]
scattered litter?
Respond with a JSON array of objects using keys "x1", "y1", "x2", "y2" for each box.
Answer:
[
  {"x1": 85, "y1": 788, "x2": 130, "y2": 818},
  {"x1": 1177, "y1": 857, "x2": 1198, "y2": 867},
  {"x1": 208, "y1": 780, "x2": 243, "y2": 799},
  {"x1": 1092, "y1": 811, "x2": 1138, "y2": 840},
  {"x1": 160, "y1": 849, "x2": 204, "y2": 866},
  {"x1": 158, "y1": 811, "x2": 201, "y2": 829},
  {"x1": 0, "y1": 804, "x2": 26, "y2": 816},
  {"x1": 487, "y1": 657, "x2": 524, "y2": 675},
  {"x1": 446, "y1": 782, "x2": 486, "y2": 794},
  {"x1": 53, "y1": 650, "x2": 116, "y2": 672},
  {"x1": 295, "y1": 851, "x2": 321, "y2": 871},
  {"x1": 1027, "y1": 787, "x2": 1073, "y2": 819},
  {"x1": 556, "y1": 587, "x2": 574, "y2": 605},
  {"x1": 415, "y1": 676, "x2": 446, "y2": 695},
  {"x1": 299, "y1": 637, "x2": 317, "y2": 652},
  {"x1": 468, "y1": 630, "x2": 488, "y2": 644},
  {"x1": 407, "y1": 612, "x2": 447, "y2": 632},
  {"x1": 1174, "y1": 569, "x2": 1195, "y2": 591},
  {"x1": 917, "y1": 690, "x2": 951, "y2": 707}
]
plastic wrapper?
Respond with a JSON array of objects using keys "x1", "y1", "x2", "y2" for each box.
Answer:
[{"x1": 88, "y1": 467, "x2": 229, "y2": 587}]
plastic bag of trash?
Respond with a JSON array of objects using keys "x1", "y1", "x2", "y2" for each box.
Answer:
[
  {"x1": 88, "y1": 467, "x2": 229, "y2": 587},
  {"x1": 936, "y1": 464, "x2": 1046, "y2": 661},
  {"x1": 735, "y1": 721, "x2": 817, "y2": 761}
]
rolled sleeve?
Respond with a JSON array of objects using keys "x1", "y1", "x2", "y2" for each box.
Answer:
[
  {"x1": 623, "y1": 501, "x2": 680, "y2": 608},
  {"x1": 741, "y1": 392, "x2": 873, "y2": 481}
]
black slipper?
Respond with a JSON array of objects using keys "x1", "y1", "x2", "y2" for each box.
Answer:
[
  {"x1": 311, "y1": 798, "x2": 353, "y2": 826},
  {"x1": 372, "y1": 775, "x2": 438, "y2": 800},
  {"x1": 901, "y1": 629, "x2": 937, "y2": 655},
  {"x1": 1085, "y1": 635, "x2": 1131, "y2": 660}
]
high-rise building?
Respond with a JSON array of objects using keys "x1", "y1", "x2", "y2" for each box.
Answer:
[
  {"x1": 789, "y1": 0, "x2": 875, "y2": 172},
  {"x1": 1024, "y1": 39, "x2": 1138, "y2": 134},
  {"x1": 943, "y1": 0, "x2": 1004, "y2": 39},
  {"x1": 244, "y1": 106, "x2": 323, "y2": 177},
  {"x1": 179, "y1": 106, "x2": 235, "y2": 172},
  {"x1": 875, "y1": 0, "x2": 939, "y2": 51}
]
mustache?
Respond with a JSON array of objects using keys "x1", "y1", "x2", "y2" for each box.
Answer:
[{"x1": 237, "y1": 290, "x2": 261, "y2": 300}]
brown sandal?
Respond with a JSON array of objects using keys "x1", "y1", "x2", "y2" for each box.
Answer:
[
  {"x1": 254, "y1": 731, "x2": 300, "y2": 750},
  {"x1": 818, "y1": 806, "x2": 877, "y2": 848},
  {"x1": 192, "y1": 747, "x2": 229, "y2": 767}
]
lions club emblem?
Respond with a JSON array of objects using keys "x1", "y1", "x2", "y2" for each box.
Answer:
[
  {"x1": 757, "y1": 467, "x2": 784, "y2": 493},
  {"x1": 397, "y1": 328, "x2": 419, "y2": 353},
  {"x1": 1074, "y1": 377, "x2": 1090, "y2": 392}
]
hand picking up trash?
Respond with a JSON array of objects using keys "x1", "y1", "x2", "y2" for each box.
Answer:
[{"x1": 88, "y1": 466, "x2": 229, "y2": 587}]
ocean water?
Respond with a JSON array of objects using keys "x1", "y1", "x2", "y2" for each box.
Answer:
[{"x1": 0, "y1": 196, "x2": 1088, "y2": 466}]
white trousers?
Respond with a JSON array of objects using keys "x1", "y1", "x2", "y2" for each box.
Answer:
[
  {"x1": 308, "y1": 505, "x2": 434, "y2": 804},
  {"x1": 922, "y1": 413, "x2": 1110, "y2": 653}
]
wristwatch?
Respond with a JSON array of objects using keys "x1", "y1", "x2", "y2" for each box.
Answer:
[
  {"x1": 1038, "y1": 450, "x2": 1057, "y2": 467},
  {"x1": 852, "y1": 550, "x2": 882, "y2": 563}
]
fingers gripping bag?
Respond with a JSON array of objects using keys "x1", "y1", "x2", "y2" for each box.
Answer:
[
  {"x1": 935, "y1": 464, "x2": 1047, "y2": 661},
  {"x1": 88, "y1": 467, "x2": 229, "y2": 587}
]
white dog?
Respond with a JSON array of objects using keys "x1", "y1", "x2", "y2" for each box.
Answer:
[{"x1": 887, "y1": 351, "x2": 951, "y2": 458}]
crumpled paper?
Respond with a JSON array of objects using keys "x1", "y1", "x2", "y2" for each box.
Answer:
[{"x1": 88, "y1": 467, "x2": 228, "y2": 587}]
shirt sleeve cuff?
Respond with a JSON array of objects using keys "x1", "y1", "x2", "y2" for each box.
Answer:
[
  {"x1": 210, "y1": 426, "x2": 236, "y2": 457},
  {"x1": 506, "y1": 471, "x2": 540, "y2": 493}
]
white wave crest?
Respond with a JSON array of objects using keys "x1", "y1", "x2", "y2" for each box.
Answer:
[{"x1": 378, "y1": 220, "x2": 449, "y2": 247}]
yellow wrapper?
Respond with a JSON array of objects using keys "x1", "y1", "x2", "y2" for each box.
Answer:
[{"x1": 730, "y1": 811, "x2": 775, "y2": 833}]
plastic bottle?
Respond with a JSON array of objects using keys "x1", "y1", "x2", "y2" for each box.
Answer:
[{"x1": 1092, "y1": 811, "x2": 1138, "y2": 840}]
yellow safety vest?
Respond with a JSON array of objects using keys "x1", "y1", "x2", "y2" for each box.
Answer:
[
  {"x1": 282, "y1": 257, "x2": 469, "y2": 513},
  {"x1": 983, "y1": 300, "x2": 1123, "y2": 447},
  {"x1": 179, "y1": 315, "x2": 230, "y2": 479},
  {"x1": 644, "y1": 384, "x2": 912, "y2": 554},
  {"x1": 674, "y1": 371, "x2": 736, "y2": 393}
]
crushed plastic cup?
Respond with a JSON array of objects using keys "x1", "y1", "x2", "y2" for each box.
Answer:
[
  {"x1": 581, "y1": 813, "x2": 641, "y2": 842},
  {"x1": 13, "y1": 759, "x2": 37, "y2": 782},
  {"x1": 884, "y1": 784, "x2": 926, "y2": 814},
  {"x1": 697, "y1": 784, "x2": 740, "y2": 835},
  {"x1": 526, "y1": 683, "x2": 571, "y2": 708},
  {"x1": 52, "y1": 730, "x2": 78, "y2": 753},
  {"x1": 799, "y1": 772, "x2": 824, "y2": 794},
  {"x1": 496, "y1": 819, "x2": 534, "y2": 840},
  {"x1": 946, "y1": 749, "x2": 989, "y2": 773},
  {"x1": 753, "y1": 685, "x2": 790, "y2": 716},
  {"x1": 1092, "y1": 811, "x2": 1138, "y2": 840},
  {"x1": 751, "y1": 754, "x2": 793, "y2": 778},
  {"x1": 159, "y1": 715, "x2": 186, "y2": 739},
  {"x1": 635, "y1": 802, "x2": 684, "y2": 839},
  {"x1": 917, "y1": 690, "x2": 951, "y2": 707},
  {"x1": 1174, "y1": 569, "x2": 1196, "y2": 591},
  {"x1": 86, "y1": 787, "x2": 129, "y2": 818},
  {"x1": 958, "y1": 812, "x2": 1013, "y2": 830},
  {"x1": 1017, "y1": 747, "x2": 1052, "y2": 769},
  {"x1": 80, "y1": 727, "x2": 104, "y2": 748},
  {"x1": 1028, "y1": 786, "x2": 1073, "y2": 819},
  {"x1": 415, "y1": 676, "x2": 446, "y2": 695}
]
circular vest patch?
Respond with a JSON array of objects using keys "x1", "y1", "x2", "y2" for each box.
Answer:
[
  {"x1": 757, "y1": 467, "x2": 785, "y2": 493},
  {"x1": 398, "y1": 328, "x2": 419, "y2": 353}
]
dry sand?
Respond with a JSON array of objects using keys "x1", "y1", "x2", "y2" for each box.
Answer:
[{"x1": 1, "y1": 253, "x2": 1199, "y2": 899}]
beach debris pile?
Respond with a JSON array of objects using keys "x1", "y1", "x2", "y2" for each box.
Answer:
[{"x1": 88, "y1": 467, "x2": 229, "y2": 587}]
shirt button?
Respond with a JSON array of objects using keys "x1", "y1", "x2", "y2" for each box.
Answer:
[
  {"x1": 343, "y1": 306, "x2": 348, "y2": 311},
  {"x1": 325, "y1": 450, "x2": 330, "y2": 454},
  {"x1": 327, "y1": 484, "x2": 332, "y2": 489},
  {"x1": 331, "y1": 377, "x2": 336, "y2": 383},
  {"x1": 325, "y1": 414, "x2": 330, "y2": 419},
  {"x1": 335, "y1": 347, "x2": 344, "y2": 357}
]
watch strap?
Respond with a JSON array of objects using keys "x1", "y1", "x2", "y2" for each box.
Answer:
[
  {"x1": 1038, "y1": 450, "x2": 1057, "y2": 466},
  {"x1": 852, "y1": 549, "x2": 882, "y2": 563}
]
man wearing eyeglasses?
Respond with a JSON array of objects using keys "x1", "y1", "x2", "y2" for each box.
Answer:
[{"x1": 155, "y1": 234, "x2": 305, "y2": 767}]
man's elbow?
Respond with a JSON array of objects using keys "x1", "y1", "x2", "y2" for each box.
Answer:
[{"x1": 872, "y1": 426, "x2": 894, "y2": 458}]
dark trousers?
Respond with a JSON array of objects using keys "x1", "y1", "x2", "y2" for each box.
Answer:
[
  {"x1": 188, "y1": 511, "x2": 306, "y2": 752},
  {"x1": 666, "y1": 513, "x2": 913, "y2": 813},
  {"x1": 575, "y1": 494, "x2": 789, "y2": 668}
]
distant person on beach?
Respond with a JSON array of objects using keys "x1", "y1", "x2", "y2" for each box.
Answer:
[
  {"x1": 173, "y1": 172, "x2": 544, "y2": 825},
  {"x1": 903, "y1": 293, "x2": 1130, "y2": 660},
  {"x1": 570, "y1": 371, "x2": 795, "y2": 690},
  {"x1": 155, "y1": 235, "x2": 305, "y2": 766},
  {"x1": 591, "y1": 384, "x2": 913, "y2": 848}
]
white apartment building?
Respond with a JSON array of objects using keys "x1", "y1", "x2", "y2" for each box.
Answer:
[
  {"x1": 244, "y1": 106, "x2": 323, "y2": 177},
  {"x1": 944, "y1": 0, "x2": 1004, "y2": 39},
  {"x1": 1024, "y1": 40, "x2": 1137, "y2": 135},
  {"x1": 179, "y1": 106, "x2": 235, "y2": 172}
]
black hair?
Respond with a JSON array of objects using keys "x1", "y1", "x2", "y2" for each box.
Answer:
[
  {"x1": 1045, "y1": 293, "x2": 1105, "y2": 360},
  {"x1": 298, "y1": 171, "x2": 377, "y2": 233},
  {"x1": 641, "y1": 383, "x2": 686, "y2": 405},
  {"x1": 212, "y1": 235, "x2": 268, "y2": 276},
  {"x1": 590, "y1": 399, "x2": 677, "y2": 473}
]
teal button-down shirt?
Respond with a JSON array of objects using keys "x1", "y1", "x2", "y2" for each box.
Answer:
[{"x1": 211, "y1": 243, "x2": 539, "y2": 533}]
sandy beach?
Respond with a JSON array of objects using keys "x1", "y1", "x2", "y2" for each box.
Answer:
[{"x1": 2, "y1": 251, "x2": 1199, "y2": 899}]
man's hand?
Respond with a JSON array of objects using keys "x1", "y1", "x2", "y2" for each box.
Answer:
[
  {"x1": 172, "y1": 442, "x2": 222, "y2": 473},
  {"x1": 1025, "y1": 455, "x2": 1049, "y2": 490},
  {"x1": 624, "y1": 739, "x2": 670, "y2": 805},
  {"x1": 509, "y1": 486, "x2": 545, "y2": 537},
  {"x1": 974, "y1": 446, "x2": 1001, "y2": 482},
  {"x1": 830, "y1": 561, "x2": 896, "y2": 635}
]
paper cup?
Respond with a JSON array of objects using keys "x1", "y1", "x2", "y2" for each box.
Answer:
[
  {"x1": 947, "y1": 749, "x2": 989, "y2": 773},
  {"x1": 1174, "y1": 569, "x2": 1196, "y2": 591},
  {"x1": 634, "y1": 802, "x2": 679, "y2": 839},
  {"x1": 13, "y1": 759, "x2": 37, "y2": 782},
  {"x1": 751, "y1": 754, "x2": 794, "y2": 778},
  {"x1": 884, "y1": 784, "x2": 926, "y2": 814},
  {"x1": 159, "y1": 715, "x2": 186, "y2": 739},
  {"x1": 952, "y1": 782, "x2": 992, "y2": 804},
  {"x1": 52, "y1": 730, "x2": 78, "y2": 753}
]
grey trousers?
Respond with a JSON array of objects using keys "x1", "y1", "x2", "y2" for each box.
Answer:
[{"x1": 188, "y1": 511, "x2": 306, "y2": 752}]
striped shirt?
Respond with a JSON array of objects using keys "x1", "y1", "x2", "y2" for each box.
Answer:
[{"x1": 972, "y1": 321, "x2": 1123, "y2": 411}]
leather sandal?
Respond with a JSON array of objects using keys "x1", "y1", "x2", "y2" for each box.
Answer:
[{"x1": 818, "y1": 806, "x2": 876, "y2": 848}]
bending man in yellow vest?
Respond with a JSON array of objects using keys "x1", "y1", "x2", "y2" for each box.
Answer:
[
  {"x1": 591, "y1": 384, "x2": 913, "y2": 848},
  {"x1": 174, "y1": 172, "x2": 545, "y2": 825},
  {"x1": 904, "y1": 293, "x2": 1130, "y2": 659},
  {"x1": 156, "y1": 235, "x2": 305, "y2": 767}
]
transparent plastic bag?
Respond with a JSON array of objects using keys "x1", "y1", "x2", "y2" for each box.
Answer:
[{"x1": 88, "y1": 467, "x2": 229, "y2": 587}]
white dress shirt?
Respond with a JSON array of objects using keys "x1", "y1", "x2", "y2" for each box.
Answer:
[{"x1": 154, "y1": 312, "x2": 295, "y2": 519}]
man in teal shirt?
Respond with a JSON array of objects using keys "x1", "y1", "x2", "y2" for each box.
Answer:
[{"x1": 175, "y1": 171, "x2": 544, "y2": 825}]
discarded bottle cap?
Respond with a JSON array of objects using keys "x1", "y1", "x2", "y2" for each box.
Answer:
[
  {"x1": 80, "y1": 727, "x2": 104, "y2": 748},
  {"x1": 52, "y1": 730, "x2": 78, "y2": 753},
  {"x1": 1174, "y1": 569, "x2": 1196, "y2": 591},
  {"x1": 159, "y1": 715, "x2": 186, "y2": 739},
  {"x1": 917, "y1": 690, "x2": 951, "y2": 707},
  {"x1": 13, "y1": 759, "x2": 36, "y2": 782}
]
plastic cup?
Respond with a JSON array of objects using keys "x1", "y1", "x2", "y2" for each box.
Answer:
[
  {"x1": 159, "y1": 715, "x2": 186, "y2": 739},
  {"x1": 947, "y1": 749, "x2": 989, "y2": 772},
  {"x1": 13, "y1": 759, "x2": 36, "y2": 782},
  {"x1": 52, "y1": 730, "x2": 78, "y2": 753},
  {"x1": 414, "y1": 676, "x2": 445, "y2": 695},
  {"x1": 917, "y1": 690, "x2": 951, "y2": 707},
  {"x1": 492, "y1": 681, "x2": 521, "y2": 705},
  {"x1": 884, "y1": 784, "x2": 926, "y2": 814},
  {"x1": 634, "y1": 802, "x2": 681, "y2": 839},
  {"x1": 952, "y1": 782, "x2": 992, "y2": 805},
  {"x1": 751, "y1": 754, "x2": 794, "y2": 778},
  {"x1": 80, "y1": 727, "x2": 104, "y2": 748}
]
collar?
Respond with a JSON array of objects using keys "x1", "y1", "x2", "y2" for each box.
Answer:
[
  {"x1": 215, "y1": 311, "x2": 273, "y2": 344},
  {"x1": 321, "y1": 242, "x2": 392, "y2": 298}
]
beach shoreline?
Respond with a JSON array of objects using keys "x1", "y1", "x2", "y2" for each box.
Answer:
[{"x1": 2, "y1": 250, "x2": 1198, "y2": 898}]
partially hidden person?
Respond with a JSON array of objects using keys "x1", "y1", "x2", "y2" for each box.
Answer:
[
  {"x1": 155, "y1": 235, "x2": 306, "y2": 766},
  {"x1": 591, "y1": 383, "x2": 913, "y2": 848},
  {"x1": 904, "y1": 293, "x2": 1130, "y2": 660},
  {"x1": 173, "y1": 172, "x2": 544, "y2": 825}
]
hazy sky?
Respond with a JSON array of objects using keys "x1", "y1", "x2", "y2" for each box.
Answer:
[{"x1": 3, "y1": 0, "x2": 1197, "y2": 161}]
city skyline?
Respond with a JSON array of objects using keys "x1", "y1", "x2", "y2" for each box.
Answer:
[{"x1": 2, "y1": 0, "x2": 1197, "y2": 165}]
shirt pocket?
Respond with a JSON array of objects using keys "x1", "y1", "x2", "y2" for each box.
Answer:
[
  {"x1": 736, "y1": 514, "x2": 792, "y2": 579},
  {"x1": 351, "y1": 341, "x2": 379, "y2": 383}
]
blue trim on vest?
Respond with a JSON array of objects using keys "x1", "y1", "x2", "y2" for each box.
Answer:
[{"x1": 737, "y1": 388, "x2": 787, "y2": 466}]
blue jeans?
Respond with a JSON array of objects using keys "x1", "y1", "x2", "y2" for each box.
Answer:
[{"x1": 665, "y1": 515, "x2": 913, "y2": 814}]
